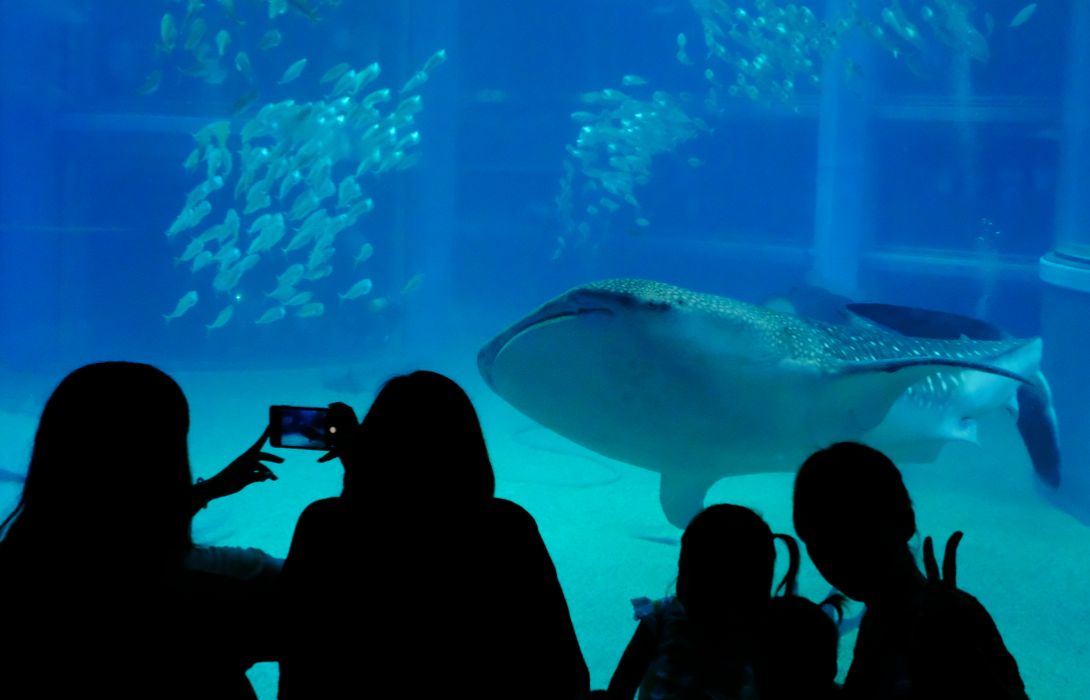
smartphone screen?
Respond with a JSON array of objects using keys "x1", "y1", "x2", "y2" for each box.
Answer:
[{"x1": 269, "y1": 406, "x2": 333, "y2": 450}]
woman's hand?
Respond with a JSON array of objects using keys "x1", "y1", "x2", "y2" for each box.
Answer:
[
  {"x1": 317, "y1": 401, "x2": 360, "y2": 465},
  {"x1": 196, "y1": 427, "x2": 284, "y2": 507}
]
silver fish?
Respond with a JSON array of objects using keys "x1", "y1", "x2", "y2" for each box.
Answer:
[{"x1": 164, "y1": 290, "x2": 199, "y2": 321}]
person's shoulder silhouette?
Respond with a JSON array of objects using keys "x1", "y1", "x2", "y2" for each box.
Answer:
[
  {"x1": 755, "y1": 594, "x2": 841, "y2": 700},
  {"x1": 904, "y1": 533, "x2": 1025, "y2": 700}
]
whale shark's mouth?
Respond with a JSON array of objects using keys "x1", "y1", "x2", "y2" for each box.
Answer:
[{"x1": 478, "y1": 306, "x2": 614, "y2": 386}]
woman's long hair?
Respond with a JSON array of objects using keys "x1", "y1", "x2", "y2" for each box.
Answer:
[
  {"x1": 0, "y1": 362, "x2": 194, "y2": 575},
  {"x1": 343, "y1": 370, "x2": 495, "y2": 506}
]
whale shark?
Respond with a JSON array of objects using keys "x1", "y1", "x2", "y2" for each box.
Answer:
[{"x1": 478, "y1": 279, "x2": 1053, "y2": 528}]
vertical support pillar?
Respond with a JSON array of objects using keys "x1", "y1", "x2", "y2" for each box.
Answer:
[
  {"x1": 1052, "y1": 2, "x2": 1090, "y2": 260},
  {"x1": 0, "y1": 12, "x2": 62, "y2": 370},
  {"x1": 952, "y1": 51, "x2": 979, "y2": 228},
  {"x1": 398, "y1": 0, "x2": 459, "y2": 363},
  {"x1": 810, "y1": 0, "x2": 870, "y2": 297},
  {"x1": 1039, "y1": 0, "x2": 1090, "y2": 518}
]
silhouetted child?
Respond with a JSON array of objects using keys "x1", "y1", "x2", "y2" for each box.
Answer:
[
  {"x1": 793, "y1": 442, "x2": 1026, "y2": 700},
  {"x1": 607, "y1": 504, "x2": 798, "y2": 700},
  {"x1": 754, "y1": 594, "x2": 843, "y2": 700}
]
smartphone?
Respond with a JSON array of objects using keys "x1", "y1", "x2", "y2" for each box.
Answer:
[{"x1": 269, "y1": 406, "x2": 334, "y2": 450}]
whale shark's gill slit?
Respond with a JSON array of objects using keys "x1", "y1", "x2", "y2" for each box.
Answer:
[
  {"x1": 543, "y1": 307, "x2": 614, "y2": 323},
  {"x1": 489, "y1": 307, "x2": 616, "y2": 367},
  {"x1": 504, "y1": 307, "x2": 614, "y2": 344}
]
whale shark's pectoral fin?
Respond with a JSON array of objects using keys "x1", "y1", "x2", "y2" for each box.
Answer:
[
  {"x1": 829, "y1": 357, "x2": 1033, "y2": 437},
  {"x1": 836, "y1": 356, "x2": 1034, "y2": 386},
  {"x1": 659, "y1": 471, "x2": 717, "y2": 529},
  {"x1": 1017, "y1": 372, "x2": 1061, "y2": 487}
]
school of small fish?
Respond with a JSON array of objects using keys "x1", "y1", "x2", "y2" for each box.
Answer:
[
  {"x1": 688, "y1": 1, "x2": 849, "y2": 107},
  {"x1": 163, "y1": 42, "x2": 445, "y2": 327},
  {"x1": 686, "y1": 0, "x2": 1005, "y2": 111},
  {"x1": 555, "y1": 85, "x2": 708, "y2": 257},
  {"x1": 148, "y1": 0, "x2": 1043, "y2": 310},
  {"x1": 553, "y1": 0, "x2": 1039, "y2": 257},
  {"x1": 144, "y1": 0, "x2": 343, "y2": 99}
]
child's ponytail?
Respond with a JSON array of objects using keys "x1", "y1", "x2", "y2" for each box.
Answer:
[{"x1": 773, "y1": 533, "x2": 800, "y2": 596}]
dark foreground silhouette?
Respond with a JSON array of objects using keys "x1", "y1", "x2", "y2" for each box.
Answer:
[
  {"x1": 278, "y1": 370, "x2": 589, "y2": 699},
  {"x1": 755, "y1": 594, "x2": 843, "y2": 700},
  {"x1": 794, "y1": 442, "x2": 1027, "y2": 700},
  {"x1": 0, "y1": 362, "x2": 282, "y2": 699},
  {"x1": 1, "y1": 364, "x2": 1036, "y2": 700},
  {"x1": 606, "y1": 504, "x2": 799, "y2": 700}
]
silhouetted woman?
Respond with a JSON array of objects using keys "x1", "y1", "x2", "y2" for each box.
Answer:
[
  {"x1": 793, "y1": 442, "x2": 1026, "y2": 700},
  {"x1": 0, "y1": 362, "x2": 281, "y2": 698},
  {"x1": 607, "y1": 504, "x2": 799, "y2": 699},
  {"x1": 278, "y1": 370, "x2": 590, "y2": 699}
]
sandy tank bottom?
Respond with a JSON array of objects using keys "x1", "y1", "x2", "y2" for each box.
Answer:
[{"x1": 0, "y1": 351, "x2": 1087, "y2": 699}]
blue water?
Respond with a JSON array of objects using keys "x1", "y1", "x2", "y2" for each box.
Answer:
[{"x1": 2, "y1": 1, "x2": 1088, "y2": 697}]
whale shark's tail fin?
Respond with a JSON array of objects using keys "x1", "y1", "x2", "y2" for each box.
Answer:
[{"x1": 1017, "y1": 373, "x2": 1061, "y2": 488}]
